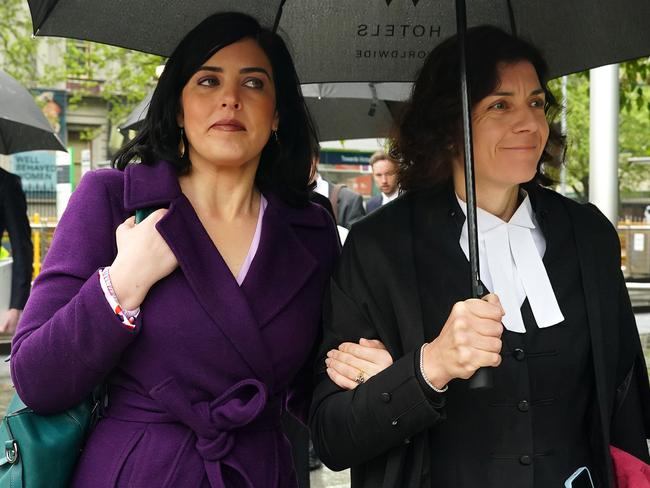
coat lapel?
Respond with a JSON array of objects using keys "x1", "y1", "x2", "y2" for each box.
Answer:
[
  {"x1": 156, "y1": 194, "x2": 275, "y2": 385},
  {"x1": 387, "y1": 199, "x2": 424, "y2": 354},
  {"x1": 240, "y1": 194, "x2": 321, "y2": 327},
  {"x1": 380, "y1": 186, "x2": 467, "y2": 354},
  {"x1": 410, "y1": 186, "x2": 472, "y2": 336},
  {"x1": 123, "y1": 161, "x2": 274, "y2": 385},
  {"x1": 123, "y1": 160, "x2": 181, "y2": 212}
]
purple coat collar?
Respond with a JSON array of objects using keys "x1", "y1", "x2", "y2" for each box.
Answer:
[
  {"x1": 123, "y1": 160, "x2": 327, "y2": 385},
  {"x1": 123, "y1": 160, "x2": 182, "y2": 211},
  {"x1": 123, "y1": 160, "x2": 324, "y2": 227}
]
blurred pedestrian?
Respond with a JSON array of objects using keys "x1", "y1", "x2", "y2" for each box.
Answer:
[
  {"x1": 366, "y1": 151, "x2": 399, "y2": 213},
  {"x1": 0, "y1": 168, "x2": 33, "y2": 334},
  {"x1": 11, "y1": 12, "x2": 339, "y2": 488},
  {"x1": 314, "y1": 155, "x2": 366, "y2": 230}
]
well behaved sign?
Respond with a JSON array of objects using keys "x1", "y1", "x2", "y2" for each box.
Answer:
[{"x1": 9, "y1": 151, "x2": 57, "y2": 193}]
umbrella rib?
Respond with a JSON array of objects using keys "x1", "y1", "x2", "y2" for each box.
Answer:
[
  {"x1": 0, "y1": 121, "x2": 9, "y2": 154},
  {"x1": 272, "y1": 0, "x2": 287, "y2": 33},
  {"x1": 506, "y1": 0, "x2": 518, "y2": 38},
  {"x1": 34, "y1": 0, "x2": 63, "y2": 35}
]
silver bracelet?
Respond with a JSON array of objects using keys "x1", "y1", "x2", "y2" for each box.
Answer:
[{"x1": 419, "y1": 343, "x2": 448, "y2": 393}]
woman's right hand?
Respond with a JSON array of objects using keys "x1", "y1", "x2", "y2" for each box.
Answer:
[
  {"x1": 421, "y1": 293, "x2": 504, "y2": 389},
  {"x1": 108, "y1": 210, "x2": 178, "y2": 310}
]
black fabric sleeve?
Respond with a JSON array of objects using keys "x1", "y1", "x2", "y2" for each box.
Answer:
[
  {"x1": 3, "y1": 175, "x2": 33, "y2": 309},
  {"x1": 609, "y1": 269, "x2": 650, "y2": 462},
  {"x1": 309, "y1": 231, "x2": 444, "y2": 471},
  {"x1": 584, "y1": 202, "x2": 650, "y2": 461}
]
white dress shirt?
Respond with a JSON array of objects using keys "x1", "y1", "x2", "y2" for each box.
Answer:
[
  {"x1": 457, "y1": 192, "x2": 564, "y2": 333},
  {"x1": 381, "y1": 191, "x2": 399, "y2": 205},
  {"x1": 315, "y1": 174, "x2": 329, "y2": 198}
]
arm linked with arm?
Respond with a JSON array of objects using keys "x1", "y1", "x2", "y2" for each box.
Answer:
[{"x1": 309, "y1": 231, "x2": 445, "y2": 471}]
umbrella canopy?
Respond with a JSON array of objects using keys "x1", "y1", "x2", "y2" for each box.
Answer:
[
  {"x1": 26, "y1": 0, "x2": 650, "y2": 83},
  {"x1": 0, "y1": 69, "x2": 66, "y2": 155},
  {"x1": 120, "y1": 83, "x2": 410, "y2": 142},
  {"x1": 30, "y1": 0, "x2": 650, "y2": 390}
]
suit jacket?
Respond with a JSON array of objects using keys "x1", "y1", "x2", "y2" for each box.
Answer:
[
  {"x1": 328, "y1": 183, "x2": 366, "y2": 229},
  {"x1": 0, "y1": 169, "x2": 33, "y2": 309},
  {"x1": 366, "y1": 194, "x2": 382, "y2": 213},
  {"x1": 11, "y1": 160, "x2": 340, "y2": 488},
  {"x1": 310, "y1": 183, "x2": 650, "y2": 488}
]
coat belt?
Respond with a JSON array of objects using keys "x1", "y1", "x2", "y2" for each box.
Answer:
[{"x1": 105, "y1": 379, "x2": 282, "y2": 487}]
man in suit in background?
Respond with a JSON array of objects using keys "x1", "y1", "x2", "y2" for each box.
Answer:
[
  {"x1": 314, "y1": 157, "x2": 365, "y2": 230},
  {"x1": 366, "y1": 151, "x2": 399, "y2": 213},
  {"x1": 0, "y1": 168, "x2": 33, "y2": 334}
]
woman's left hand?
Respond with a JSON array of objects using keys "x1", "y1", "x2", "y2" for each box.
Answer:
[{"x1": 325, "y1": 338, "x2": 393, "y2": 390}]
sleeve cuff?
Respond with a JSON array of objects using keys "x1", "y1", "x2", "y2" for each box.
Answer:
[
  {"x1": 414, "y1": 346, "x2": 447, "y2": 409},
  {"x1": 98, "y1": 268, "x2": 140, "y2": 331}
]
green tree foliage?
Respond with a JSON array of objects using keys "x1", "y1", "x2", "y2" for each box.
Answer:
[
  {"x1": 549, "y1": 63, "x2": 650, "y2": 202},
  {"x1": 60, "y1": 41, "x2": 163, "y2": 126},
  {"x1": 0, "y1": 0, "x2": 163, "y2": 129},
  {"x1": 0, "y1": 0, "x2": 38, "y2": 83}
]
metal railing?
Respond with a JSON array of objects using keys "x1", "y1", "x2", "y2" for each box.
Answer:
[{"x1": 25, "y1": 191, "x2": 57, "y2": 221}]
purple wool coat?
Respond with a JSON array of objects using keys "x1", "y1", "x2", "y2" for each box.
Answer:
[{"x1": 10, "y1": 160, "x2": 339, "y2": 487}]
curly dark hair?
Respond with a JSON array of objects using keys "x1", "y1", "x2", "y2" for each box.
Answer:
[
  {"x1": 391, "y1": 25, "x2": 564, "y2": 191},
  {"x1": 113, "y1": 12, "x2": 319, "y2": 206}
]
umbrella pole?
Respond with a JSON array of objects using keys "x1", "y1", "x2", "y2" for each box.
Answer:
[
  {"x1": 455, "y1": 0, "x2": 493, "y2": 390},
  {"x1": 272, "y1": 0, "x2": 287, "y2": 32}
]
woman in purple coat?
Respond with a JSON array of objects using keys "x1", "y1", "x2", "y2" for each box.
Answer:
[{"x1": 10, "y1": 13, "x2": 339, "y2": 488}]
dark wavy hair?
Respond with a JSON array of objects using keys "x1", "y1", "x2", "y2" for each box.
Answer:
[
  {"x1": 392, "y1": 25, "x2": 564, "y2": 191},
  {"x1": 113, "y1": 12, "x2": 319, "y2": 206}
]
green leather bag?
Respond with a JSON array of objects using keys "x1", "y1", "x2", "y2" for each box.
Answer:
[
  {"x1": 0, "y1": 390, "x2": 101, "y2": 488},
  {"x1": 0, "y1": 207, "x2": 151, "y2": 487}
]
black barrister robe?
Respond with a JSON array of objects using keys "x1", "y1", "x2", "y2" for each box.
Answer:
[{"x1": 310, "y1": 183, "x2": 650, "y2": 488}]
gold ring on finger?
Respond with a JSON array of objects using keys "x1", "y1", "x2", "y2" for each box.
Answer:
[{"x1": 354, "y1": 370, "x2": 366, "y2": 384}]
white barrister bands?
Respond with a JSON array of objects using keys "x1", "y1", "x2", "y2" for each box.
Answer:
[{"x1": 457, "y1": 192, "x2": 564, "y2": 333}]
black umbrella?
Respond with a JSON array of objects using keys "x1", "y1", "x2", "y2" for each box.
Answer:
[
  {"x1": 27, "y1": 0, "x2": 650, "y2": 83},
  {"x1": 120, "y1": 82, "x2": 410, "y2": 142},
  {"x1": 29, "y1": 0, "x2": 650, "y2": 387},
  {"x1": 0, "y1": 69, "x2": 66, "y2": 154}
]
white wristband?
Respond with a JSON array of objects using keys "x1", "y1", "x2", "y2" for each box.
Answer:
[
  {"x1": 419, "y1": 343, "x2": 448, "y2": 393},
  {"x1": 99, "y1": 267, "x2": 139, "y2": 330}
]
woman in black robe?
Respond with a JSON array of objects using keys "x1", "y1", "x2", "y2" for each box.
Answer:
[{"x1": 312, "y1": 26, "x2": 650, "y2": 488}]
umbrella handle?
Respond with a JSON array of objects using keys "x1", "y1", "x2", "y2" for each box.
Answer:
[
  {"x1": 468, "y1": 285, "x2": 494, "y2": 390},
  {"x1": 469, "y1": 367, "x2": 494, "y2": 390}
]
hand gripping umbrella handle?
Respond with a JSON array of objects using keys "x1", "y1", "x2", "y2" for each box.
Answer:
[{"x1": 468, "y1": 285, "x2": 494, "y2": 390}]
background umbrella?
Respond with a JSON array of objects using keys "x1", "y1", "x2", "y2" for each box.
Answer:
[
  {"x1": 0, "y1": 69, "x2": 66, "y2": 154},
  {"x1": 120, "y1": 82, "x2": 411, "y2": 142}
]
